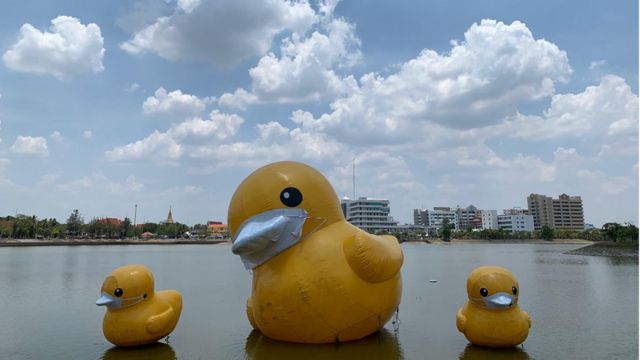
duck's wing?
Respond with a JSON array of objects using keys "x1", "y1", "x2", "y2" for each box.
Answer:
[
  {"x1": 343, "y1": 230, "x2": 403, "y2": 283},
  {"x1": 146, "y1": 307, "x2": 176, "y2": 334},
  {"x1": 456, "y1": 308, "x2": 467, "y2": 333},
  {"x1": 524, "y1": 310, "x2": 532, "y2": 328}
]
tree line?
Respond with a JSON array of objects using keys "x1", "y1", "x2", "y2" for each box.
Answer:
[{"x1": 0, "y1": 209, "x2": 200, "y2": 239}]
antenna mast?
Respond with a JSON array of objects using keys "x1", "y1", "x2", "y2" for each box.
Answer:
[{"x1": 352, "y1": 159, "x2": 356, "y2": 200}]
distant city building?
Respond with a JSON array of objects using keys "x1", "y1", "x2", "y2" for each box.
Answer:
[
  {"x1": 341, "y1": 197, "x2": 398, "y2": 233},
  {"x1": 480, "y1": 210, "x2": 499, "y2": 230},
  {"x1": 394, "y1": 224, "x2": 427, "y2": 233},
  {"x1": 503, "y1": 208, "x2": 526, "y2": 215},
  {"x1": 497, "y1": 213, "x2": 534, "y2": 232},
  {"x1": 98, "y1": 217, "x2": 122, "y2": 226},
  {"x1": 584, "y1": 223, "x2": 595, "y2": 230},
  {"x1": 527, "y1": 193, "x2": 584, "y2": 230},
  {"x1": 456, "y1": 205, "x2": 479, "y2": 230},
  {"x1": 413, "y1": 207, "x2": 458, "y2": 231},
  {"x1": 207, "y1": 221, "x2": 228, "y2": 238},
  {"x1": 165, "y1": 206, "x2": 175, "y2": 224}
]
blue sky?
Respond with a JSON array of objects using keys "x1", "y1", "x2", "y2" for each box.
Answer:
[{"x1": 0, "y1": 0, "x2": 637, "y2": 227}]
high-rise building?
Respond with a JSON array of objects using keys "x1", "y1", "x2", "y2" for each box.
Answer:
[
  {"x1": 527, "y1": 194, "x2": 554, "y2": 229},
  {"x1": 527, "y1": 193, "x2": 584, "y2": 230},
  {"x1": 480, "y1": 210, "x2": 498, "y2": 230},
  {"x1": 341, "y1": 197, "x2": 398, "y2": 233},
  {"x1": 413, "y1": 207, "x2": 458, "y2": 231},
  {"x1": 456, "y1": 205, "x2": 479, "y2": 230},
  {"x1": 552, "y1": 194, "x2": 585, "y2": 230}
]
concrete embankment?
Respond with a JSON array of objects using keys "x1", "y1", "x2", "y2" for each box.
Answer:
[{"x1": 565, "y1": 241, "x2": 638, "y2": 258}]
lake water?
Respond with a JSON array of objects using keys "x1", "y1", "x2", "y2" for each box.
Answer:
[{"x1": 0, "y1": 243, "x2": 637, "y2": 359}]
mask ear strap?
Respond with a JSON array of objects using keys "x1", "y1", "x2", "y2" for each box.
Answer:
[
  {"x1": 300, "y1": 216, "x2": 326, "y2": 241},
  {"x1": 119, "y1": 294, "x2": 147, "y2": 308}
]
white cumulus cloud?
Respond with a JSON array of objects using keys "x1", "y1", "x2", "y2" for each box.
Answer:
[
  {"x1": 120, "y1": 0, "x2": 318, "y2": 67},
  {"x1": 3, "y1": 16, "x2": 105, "y2": 78},
  {"x1": 289, "y1": 19, "x2": 572, "y2": 144},
  {"x1": 106, "y1": 110, "x2": 244, "y2": 161},
  {"x1": 219, "y1": 15, "x2": 361, "y2": 108},
  {"x1": 10, "y1": 136, "x2": 49, "y2": 156},
  {"x1": 105, "y1": 130, "x2": 183, "y2": 162},
  {"x1": 143, "y1": 87, "x2": 212, "y2": 117},
  {"x1": 49, "y1": 131, "x2": 64, "y2": 143}
]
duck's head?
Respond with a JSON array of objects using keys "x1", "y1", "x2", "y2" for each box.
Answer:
[
  {"x1": 228, "y1": 161, "x2": 344, "y2": 269},
  {"x1": 96, "y1": 264, "x2": 154, "y2": 310},
  {"x1": 467, "y1": 266, "x2": 520, "y2": 310}
]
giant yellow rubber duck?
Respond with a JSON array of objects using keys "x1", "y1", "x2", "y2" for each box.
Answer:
[
  {"x1": 228, "y1": 161, "x2": 403, "y2": 343},
  {"x1": 456, "y1": 266, "x2": 532, "y2": 348},
  {"x1": 96, "y1": 264, "x2": 182, "y2": 347}
]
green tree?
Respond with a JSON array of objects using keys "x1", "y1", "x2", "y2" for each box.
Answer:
[
  {"x1": 541, "y1": 225, "x2": 554, "y2": 241},
  {"x1": 619, "y1": 223, "x2": 639, "y2": 242},
  {"x1": 12, "y1": 215, "x2": 36, "y2": 239},
  {"x1": 602, "y1": 222, "x2": 622, "y2": 242},
  {"x1": 0, "y1": 224, "x2": 11, "y2": 238},
  {"x1": 66, "y1": 209, "x2": 84, "y2": 237},
  {"x1": 142, "y1": 222, "x2": 158, "y2": 234},
  {"x1": 121, "y1": 217, "x2": 132, "y2": 238},
  {"x1": 440, "y1": 219, "x2": 452, "y2": 242}
]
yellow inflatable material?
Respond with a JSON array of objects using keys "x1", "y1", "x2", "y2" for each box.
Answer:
[
  {"x1": 456, "y1": 266, "x2": 532, "y2": 348},
  {"x1": 96, "y1": 264, "x2": 182, "y2": 347},
  {"x1": 228, "y1": 161, "x2": 403, "y2": 343}
]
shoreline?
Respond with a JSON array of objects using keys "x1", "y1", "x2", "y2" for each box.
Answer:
[
  {"x1": 0, "y1": 238, "x2": 596, "y2": 247},
  {"x1": 0, "y1": 239, "x2": 230, "y2": 247},
  {"x1": 402, "y1": 238, "x2": 593, "y2": 245}
]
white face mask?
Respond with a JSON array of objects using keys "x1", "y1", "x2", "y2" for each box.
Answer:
[
  {"x1": 96, "y1": 292, "x2": 146, "y2": 309},
  {"x1": 470, "y1": 292, "x2": 517, "y2": 310},
  {"x1": 232, "y1": 208, "x2": 320, "y2": 270}
]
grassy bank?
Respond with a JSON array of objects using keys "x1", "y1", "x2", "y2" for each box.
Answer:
[{"x1": 565, "y1": 241, "x2": 638, "y2": 258}]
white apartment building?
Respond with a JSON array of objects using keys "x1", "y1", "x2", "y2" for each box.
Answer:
[
  {"x1": 341, "y1": 197, "x2": 398, "y2": 233},
  {"x1": 480, "y1": 210, "x2": 499, "y2": 230},
  {"x1": 497, "y1": 212, "x2": 534, "y2": 232}
]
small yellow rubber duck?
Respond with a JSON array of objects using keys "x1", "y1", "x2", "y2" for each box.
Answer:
[
  {"x1": 96, "y1": 264, "x2": 182, "y2": 347},
  {"x1": 456, "y1": 266, "x2": 531, "y2": 348},
  {"x1": 229, "y1": 161, "x2": 403, "y2": 343}
]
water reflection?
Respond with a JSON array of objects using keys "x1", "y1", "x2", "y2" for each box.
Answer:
[
  {"x1": 244, "y1": 329, "x2": 403, "y2": 360},
  {"x1": 100, "y1": 342, "x2": 177, "y2": 360},
  {"x1": 604, "y1": 256, "x2": 639, "y2": 266},
  {"x1": 458, "y1": 344, "x2": 530, "y2": 360}
]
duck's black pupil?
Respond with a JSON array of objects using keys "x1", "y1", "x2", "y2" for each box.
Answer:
[
  {"x1": 114, "y1": 288, "x2": 123, "y2": 297},
  {"x1": 280, "y1": 187, "x2": 302, "y2": 207},
  {"x1": 480, "y1": 288, "x2": 488, "y2": 297},
  {"x1": 512, "y1": 287, "x2": 518, "y2": 295}
]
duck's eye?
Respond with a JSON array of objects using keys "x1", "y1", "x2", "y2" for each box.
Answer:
[
  {"x1": 512, "y1": 286, "x2": 518, "y2": 295},
  {"x1": 114, "y1": 288, "x2": 123, "y2": 297},
  {"x1": 480, "y1": 288, "x2": 488, "y2": 297},
  {"x1": 280, "y1": 187, "x2": 303, "y2": 207}
]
